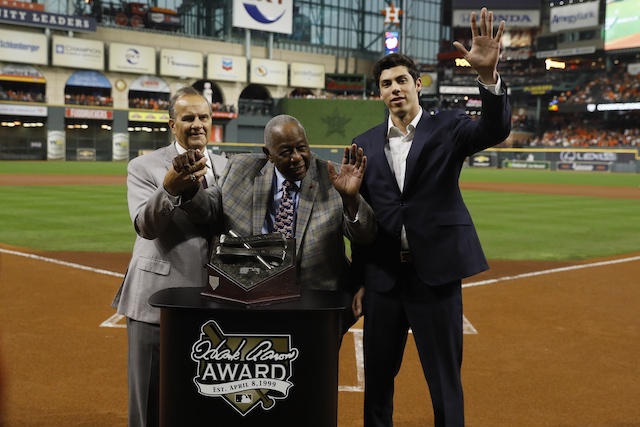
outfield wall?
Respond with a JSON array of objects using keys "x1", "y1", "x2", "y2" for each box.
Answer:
[
  {"x1": 213, "y1": 145, "x2": 640, "y2": 174},
  {"x1": 468, "y1": 148, "x2": 640, "y2": 173}
]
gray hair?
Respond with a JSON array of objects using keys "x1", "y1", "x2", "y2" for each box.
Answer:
[
  {"x1": 264, "y1": 114, "x2": 307, "y2": 149},
  {"x1": 168, "y1": 86, "x2": 211, "y2": 119}
]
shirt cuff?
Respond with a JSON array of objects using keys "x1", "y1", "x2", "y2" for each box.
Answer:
[
  {"x1": 165, "y1": 190, "x2": 181, "y2": 206},
  {"x1": 344, "y1": 210, "x2": 359, "y2": 223},
  {"x1": 477, "y1": 74, "x2": 503, "y2": 96}
]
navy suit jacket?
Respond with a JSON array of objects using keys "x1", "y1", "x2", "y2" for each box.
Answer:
[{"x1": 352, "y1": 84, "x2": 511, "y2": 291}]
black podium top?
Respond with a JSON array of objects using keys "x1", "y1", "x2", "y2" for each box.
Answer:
[{"x1": 149, "y1": 287, "x2": 351, "y2": 312}]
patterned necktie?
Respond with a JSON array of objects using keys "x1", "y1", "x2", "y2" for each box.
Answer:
[{"x1": 273, "y1": 180, "x2": 294, "y2": 238}]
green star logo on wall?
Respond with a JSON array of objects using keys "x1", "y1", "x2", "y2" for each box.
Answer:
[{"x1": 321, "y1": 108, "x2": 351, "y2": 137}]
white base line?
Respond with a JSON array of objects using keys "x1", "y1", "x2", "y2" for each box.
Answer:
[
  {"x1": 1, "y1": 248, "x2": 127, "y2": 328},
  {"x1": 5, "y1": 247, "x2": 635, "y2": 290},
  {"x1": 338, "y1": 255, "x2": 640, "y2": 393},
  {"x1": 339, "y1": 328, "x2": 364, "y2": 392},
  {"x1": 5, "y1": 247, "x2": 639, "y2": 391},
  {"x1": 0, "y1": 248, "x2": 126, "y2": 278},
  {"x1": 462, "y1": 255, "x2": 640, "y2": 289},
  {"x1": 100, "y1": 313, "x2": 126, "y2": 329}
]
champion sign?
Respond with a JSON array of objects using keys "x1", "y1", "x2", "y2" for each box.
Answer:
[{"x1": 232, "y1": 0, "x2": 293, "y2": 34}]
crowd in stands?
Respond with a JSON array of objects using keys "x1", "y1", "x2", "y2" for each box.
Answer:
[
  {"x1": 287, "y1": 92, "x2": 373, "y2": 100},
  {"x1": 64, "y1": 93, "x2": 113, "y2": 107},
  {"x1": 0, "y1": 89, "x2": 45, "y2": 103},
  {"x1": 211, "y1": 102, "x2": 236, "y2": 113},
  {"x1": 527, "y1": 127, "x2": 640, "y2": 147},
  {"x1": 238, "y1": 99, "x2": 272, "y2": 116},
  {"x1": 525, "y1": 114, "x2": 640, "y2": 147},
  {"x1": 129, "y1": 97, "x2": 169, "y2": 110},
  {"x1": 561, "y1": 69, "x2": 640, "y2": 105},
  {"x1": 129, "y1": 96, "x2": 235, "y2": 113},
  {"x1": 438, "y1": 67, "x2": 580, "y2": 88}
]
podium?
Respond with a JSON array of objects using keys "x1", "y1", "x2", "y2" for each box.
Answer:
[{"x1": 149, "y1": 287, "x2": 351, "y2": 427}]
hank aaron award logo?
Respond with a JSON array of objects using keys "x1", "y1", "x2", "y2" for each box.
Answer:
[{"x1": 190, "y1": 320, "x2": 299, "y2": 415}]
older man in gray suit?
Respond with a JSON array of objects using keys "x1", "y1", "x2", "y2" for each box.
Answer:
[
  {"x1": 112, "y1": 86, "x2": 227, "y2": 427},
  {"x1": 174, "y1": 114, "x2": 376, "y2": 299}
]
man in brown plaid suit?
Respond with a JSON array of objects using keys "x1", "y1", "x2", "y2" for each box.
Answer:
[{"x1": 175, "y1": 114, "x2": 376, "y2": 300}]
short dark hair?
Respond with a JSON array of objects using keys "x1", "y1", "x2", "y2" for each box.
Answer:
[
  {"x1": 372, "y1": 53, "x2": 420, "y2": 88},
  {"x1": 168, "y1": 86, "x2": 210, "y2": 119}
]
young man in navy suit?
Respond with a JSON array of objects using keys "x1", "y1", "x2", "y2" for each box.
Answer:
[{"x1": 351, "y1": 8, "x2": 512, "y2": 427}]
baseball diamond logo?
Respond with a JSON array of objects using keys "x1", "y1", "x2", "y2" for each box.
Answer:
[{"x1": 190, "y1": 320, "x2": 299, "y2": 416}]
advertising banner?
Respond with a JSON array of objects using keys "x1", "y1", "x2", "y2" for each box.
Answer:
[
  {"x1": 160, "y1": 48, "x2": 203, "y2": 79},
  {"x1": 128, "y1": 111, "x2": 170, "y2": 122},
  {"x1": 550, "y1": 2, "x2": 599, "y2": 33},
  {"x1": 290, "y1": 62, "x2": 324, "y2": 89},
  {"x1": 52, "y1": 35, "x2": 104, "y2": 70},
  {"x1": 249, "y1": 58, "x2": 287, "y2": 86},
  {"x1": 112, "y1": 132, "x2": 129, "y2": 162},
  {"x1": 129, "y1": 75, "x2": 170, "y2": 93},
  {"x1": 65, "y1": 108, "x2": 113, "y2": 120},
  {"x1": 469, "y1": 153, "x2": 498, "y2": 168},
  {"x1": 232, "y1": 0, "x2": 292, "y2": 34},
  {"x1": 0, "y1": 64, "x2": 46, "y2": 83},
  {"x1": 207, "y1": 54, "x2": 247, "y2": 82},
  {"x1": 453, "y1": 9, "x2": 540, "y2": 28},
  {"x1": 47, "y1": 130, "x2": 65, "y2": 161},
  {"x1": 385, "y1": 31, "x2": 399, "y2": 55},
  {"x1": 557, "y1": 162, "x2": 611, "y2": 172},
  {"x1": 109, "y1": 43, "x2": 156, "y2": 74},
  {"x1": 0, "y1": 104, "x2": 47, "y2": 116},
  {"x1": 66, "y1": 70, "x2": 111, "y2": 88},
  {"x1": 0, "y1": 6, "x2": 96, "y2": 32},
  {"x1": 0, "y1": 29, "x2": 47, "y2": 65},
  {"x1": 420, "y1": 72, "x2": 438, "y2": 95}
]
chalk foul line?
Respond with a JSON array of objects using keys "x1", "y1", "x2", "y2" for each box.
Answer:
[
  {"x1": 0, "y1": 248, "x2": 126, "y2": 278},
  {"x1": 462, "y1": 255, "x2": 640, "y2": 288},
  {"x1": 1, "y1": 247, "x2": 127, "y2": 328},
  {"x1": 4, "y1": 248, "x2": 639, "y2": 339}
]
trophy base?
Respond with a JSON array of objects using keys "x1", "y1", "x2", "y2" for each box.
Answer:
[
  {"x1": 202, "y1": 265, "x2": 299, "y2": 307},
  {"x1": 202, "y1": 235, "x2": 299, "y2": 307}
]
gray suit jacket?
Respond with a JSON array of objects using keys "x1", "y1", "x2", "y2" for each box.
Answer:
[
  {"x1": 182, "y1": 152, "x2": 377, "y2": 292},
  {"x1": 112, "y1": 144, "x2": 227, "y2": 324}
]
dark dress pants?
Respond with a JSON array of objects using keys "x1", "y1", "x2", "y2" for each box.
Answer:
[{"x1": 363, "y1": 264, "x2": 464, "y2": 427}]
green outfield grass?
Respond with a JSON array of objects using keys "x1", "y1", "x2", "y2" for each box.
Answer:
[
  {"x1": 1, "y1": 162, "x2": 639, "y2": 260},
  {"x1": 465, "y1": 191, "x2": 639, "y2": 260},
  {"x1": 0, "y1": 185, "x2": 133, "y2": 252},
  {"x1": 460, "y1": 167, "x2": 640, "y2": 187},
  {"x1": 0, "y1": 160, "x2": 128, "y2": 175}
]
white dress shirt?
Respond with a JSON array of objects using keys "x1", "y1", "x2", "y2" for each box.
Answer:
[
  {"x1": 384, "y1": 74, "x2": 503, "y2": 250},
  {"x1": 385, "y1": 109, "x2": 423, "y2": 250}
]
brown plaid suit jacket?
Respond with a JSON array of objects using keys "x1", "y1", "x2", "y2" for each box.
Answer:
[{"x1": 184, "y1": 152, "x2": 376, "y2": 292}]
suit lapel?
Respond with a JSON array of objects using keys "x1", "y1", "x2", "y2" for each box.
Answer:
[
  {"x1": 253, "y1": 162, "x2": 274, "y2": 235},
  {"x1": 160, "y1": 144, "x2": 179, "y2": 167},
  {"x1": 295, "y1": 161, "x2": 318, "y2": 255},
  {"x1": 404, "y1": 111, "x2": 430, "y2": 194},
  {"x1": 370, "y1": 124, "x2": 400, "y2": 193}
]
